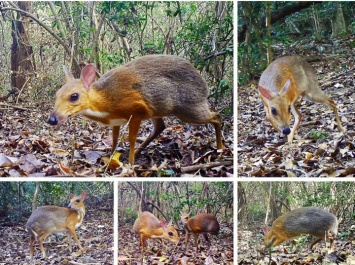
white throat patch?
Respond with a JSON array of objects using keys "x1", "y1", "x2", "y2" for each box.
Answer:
[
  {"x1": 79, "y1": 109, "x2": 127, "y2": 126},
  {"x1": 79, "y1": 109, "x2": 109, "y2": 118}
]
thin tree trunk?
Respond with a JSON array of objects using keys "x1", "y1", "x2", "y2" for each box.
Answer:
[
  {"x1": 3, "y1": 5, "x2": 80, "y2": 70},
  {"x1": 10, "y1": 1, "x2": 35, "y2": 91},
  {"x1": 32, "y1": 182, "x2": 40, "y2": 212},
  {"x1": 266, "y1": 2, "x2": 272, "y2": 64},
  {"x1": 332, "y1": 3, "x2": 346, "y2": 38}
]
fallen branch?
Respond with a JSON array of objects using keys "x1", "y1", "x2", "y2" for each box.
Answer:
[
  {"x1": 0, "y1": 103, "x2": 31, "y2": 111},
  {"x1": 181, "y1": 161, "x2": 233, "y2": 173},
  {"x1": 69, "y1": 261, "x2": 101, "y2": 265}
]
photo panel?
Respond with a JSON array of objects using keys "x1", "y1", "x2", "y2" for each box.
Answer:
[
  {"x1": 0, "y1": 1, "x2": 233, "y2": 177},
  {"x1": 237, "y1": 181, "x2": 353, "y2": 263},
  {"x1": 0, "y1": 181, "x2": 114, "y2": 264},
  {"x1": 237, "y1": 1, "x2": 354, "y2": 177},
  {"x1": 118, "y1": 181, "x2": 234, "y2": 264}
]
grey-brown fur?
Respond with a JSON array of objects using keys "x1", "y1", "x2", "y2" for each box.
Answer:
[
  {"x1": 264, "y1": 206, "x2": 338, "y2": 250},
  {"x1": 95, "y1": 54, "x2": 215, "y2": 121},
  {"x1": 49, "y1": 55, "x2": 223, "y2": 164},
  {"x1": 27, "y1": 206, "x2": 73, "y2": 233},
  {"x1": 282, "y1": 207, "x2": 337, "y2": 236},
  {"x1": 182, "y1": 213, "x2": 220, "y2": 251}
]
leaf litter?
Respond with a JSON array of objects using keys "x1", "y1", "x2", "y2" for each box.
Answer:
[
  {"x1": 0, "y1": 203, "x2": 113, "y2": 264},
  {"x1": 0, "y1": 100, "x2": 233, "y2": 177},
  {"x1": 238, "y1": 55, "x2": 355, "y2": 177},
  {"x1": 118, "y1": 223, "x2": 234, "y2": 265}
]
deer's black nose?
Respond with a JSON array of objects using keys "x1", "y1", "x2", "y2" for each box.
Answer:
[
  {"x1": 47, "y1": 114, "x2": 58, "y2": 125},
  {"x1": 282, "y1": 128, "x2": 291, "y2": 135}
]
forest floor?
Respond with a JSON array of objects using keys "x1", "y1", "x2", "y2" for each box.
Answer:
[
  {"x1": 0, "y1": 209, "x2": 113, "y2": 264},
  {"x1": 237, "y1": 222, "x2": 355, "y2": 264},
  {"x1": 0, "y1": 99, "x2": 233, "y2": 177},
  {"x1": 118, "y1": 222, "x2": 234, "y2": 265},
  {"x1": 238, "y1": 38, "x2": 355, "y2": 177}
]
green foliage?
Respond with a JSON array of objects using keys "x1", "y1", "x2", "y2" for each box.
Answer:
[
  {"x1": 99, "y1": 2, "x2": 233, "y2": 105},
  {"x1": 285, "y1": 194, "x2": 296, "y2": 205},
  {"x1": 293, "y1": 235, "x2": 308, "y2": 250},
  {"x1": 100, "y1": 1, "x2": 142, "y2": 33},
  {"x1": 5, "y1": 2, "x2": 232, "y2": 110},
  {"x1": 211, "y1": 79, "x2": 231, "y2": 98},
  {"x1": 350, "y1": 21, "x2": 355, "y2": 34},
  {"x1": 165, "y1": 2, "x2": 184, "y2": 18},
  {"x1": 101, "y1": 50, "x2": 124, "y2": 67},
  {"x1": 0, "y1": 182, "x2": 112, "y2": 222},
  {"x1": 250, "y1": 205, "x2": 265, "y2": 221},
  {"x1": 120, "y1": 182, "x2": 232, "y2": 224},
  {"x1": 238, "y1": 2, "x2": 354, "y2": 85},
  {"x1": 157, "y1": 169, "x2": 176, "y2": 177},
  {"x1": 238, "y1": 41, "x2": 267, "y2": 85},
  {"x1": 310, "y1": 129, "x2": 328, "y2": 140},
  {"x1": 125, "y1": 208, "x2": 138, "y2": 223},
  {"x1": 338, "y1": 230, "x2": 349, "y2": 239},
  {"x1": 302, "y1": 182, "x2": 336, "y2": 207}
]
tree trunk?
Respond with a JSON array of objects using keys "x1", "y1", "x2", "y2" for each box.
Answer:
[
  {"x1": 32, "y1": 182, "x2": 40, "y2": 212},
  {"x1": 266, "y1": 2, "x2": 272, "y2": 64},
  {"x1": 332, "y1": 3, "x2": 346, "y2": 38},
  {"x1": 310, "y1": 6, "x2": 320, "y2": 36},
  {"x1": 238, "y1": 1, "x2": 323, "y2": 43},
  {"x1": 11, "y1": 1, "x2": 35, "y2": 90}
]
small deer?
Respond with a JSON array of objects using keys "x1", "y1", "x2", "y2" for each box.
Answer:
[
  {"x1": 47, "y1": 55, "x2": 223, "y2": 164},
  {"x1": 180, "y1": 212, "x2": 220, "y2": 252},
  {"x1": 258, "y1": 56, "x2": 345, "y2": 142},
  {"x1": 133, "y1": 211, "x2": 179, "y2": 255},
  {"x1": 263, "y1": 207, "x2": 338, "y2": 251},
  {"x1": 26, "y1": 191, "x2": 87, "y2": 259}
]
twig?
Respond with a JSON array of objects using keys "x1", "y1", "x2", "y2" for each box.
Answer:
[
  {"x1": 16, "y1": 77, "x2": 30, "y2": 104},
  {"x1": 69, "y1": 135, "x2": 76, "y2": 166},
  {"x1": 69, "y1": 261, "x2": 101, "y2": 265},
  {"x1": 0, "y1": 103, "x2": 31, "y2": 111},
  {"x1": 44, "y1": 174, "x2": 91, "y2": 177},
  {"x1": 181, "y1": 161, "x2": 232, "y2": 173}
]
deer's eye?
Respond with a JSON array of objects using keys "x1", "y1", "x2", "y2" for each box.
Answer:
[
  {"x1": 288, "y1": 106, "x2": 291, "y2": 113},
  {"x1": 70, "y1": 93, "x2": 79, "y2": 102},
  {"x1": 271, "y1": 107, "x2": 277, "y2": 116}
]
